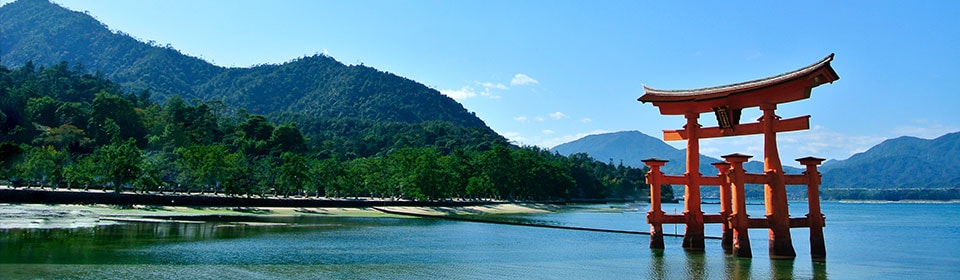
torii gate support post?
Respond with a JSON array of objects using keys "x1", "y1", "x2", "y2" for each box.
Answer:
[
  {"x1": 723, "y1": 153, "x2": 752, "y2": 258},
  {"x1": 713, "y1": 162, "x2": 733, "y2": 253},
  {"x1": 643, "y1": 158, "x2": 668, "y2": 249},
  {"x1": 682, "y1": 112, "x2": 705, "y2": 251},
  {"x1": 798, "y1": 156, "x2": 827, "y2": 261},
  {"x1": 760, "y1": 103, "x2": 796, "y2": 259}
]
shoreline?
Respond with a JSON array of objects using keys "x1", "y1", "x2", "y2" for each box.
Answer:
[
  {"x1": 0, "y1": 203, "x2": 562, "y2": 230},
  {"x1": 0, "y1": 188, "x2": 509, "y2": 208}
]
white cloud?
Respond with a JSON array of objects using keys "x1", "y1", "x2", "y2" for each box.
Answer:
[
  {"x1": 696, "y1": 126, "x2": 888, "y2": 163},
  {"x1": 779, "y1": 127, "x2": 887, "y2": 161},
  {"x1": 580, "y1": 118, "x2": 593, "y2": 123},
  {"x1": 535, "y1": 116, "x2": 546, "y2": 122},
  {"x1": 501, "y1": 132, "x2": 529, "y2": 146},
  {"x1": 549, "y1": 112, "x2": 568, "y2": 120},
  {"x1": 513, "y1": 116, "x2": 529, "y2": 122},
  {"x1": 511, "y1": 73, "x2": 539, "y2": 86},
  {"x1": 442, "y1": 80, "x2": 509, "y2": 100},
  {"x1": 501, "y1": 129, "x2": 622, "y2": 150},
  {"x1": 439, "y1": 86, "x2": 477, "y2": 100},
  {"x1": 479, "y1": 82, "x2": 508, "y2": 90},
  {"x1": 891, "y1": 120, "x2": 960, "y2": 139}
]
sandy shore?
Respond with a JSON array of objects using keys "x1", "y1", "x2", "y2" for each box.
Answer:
[
  {"x1": 374, "y1": 203, "x2": 562, "y2": 216},
  {"x1": 0, "y1": 203, "x2": 560, "y2": 229}
]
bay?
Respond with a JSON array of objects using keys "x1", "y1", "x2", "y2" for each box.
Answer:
[{"x1": 1, "y1": 201, "x2": 958, "y2": 279}]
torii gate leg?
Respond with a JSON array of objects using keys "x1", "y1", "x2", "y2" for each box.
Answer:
[
  {"x1": 761, "y1": 103, "x2": 796, "y2": 259},
  {"x1": 798, "y1": 157, "x2": 827, "y2": 261},
  {"x1": 724, "y1": 154, "x2": 752, "y2": 258},
  {"x1": 682, "y1": 113, "x2": 705, "y2": 251},
  {"x1": 643, "y1": 159, "x2": 667, "y2": 250},
  {"x1": 713, "y1": 162, "x2": 733, "y2": 253}
]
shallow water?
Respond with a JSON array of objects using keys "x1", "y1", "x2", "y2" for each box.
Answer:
[{"x1": 1, "y1": 202, "x2": 958, "y2": 279}]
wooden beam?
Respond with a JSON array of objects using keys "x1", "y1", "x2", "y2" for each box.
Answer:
[
  {"x1": 662, "y1": 175, "x2": 687, "y2": 185},
  {"x1": 663, "y1": 115, "x2": 811, "y2": 141},
  {"x1": 745, "y1": 217, "x2": 813, "y2": 228},
  {"x1": 783, "y1": 174, "x2": 809, "y2": 185},
  {"x1": 703, "y1": 214, "x2": 726, "y2": 224},
  {"x1": 656, "y1": 214, "x2": 686, "y2": 224},
  {"x1": 744, "y1": 174, "x2": 768, "y2": 185},
  {"x1": 701, "y1": 176, "x2": 725, "y2": 186},
  {"x1": 654, "y1": 214, "x2": 727, "y2": 224}
]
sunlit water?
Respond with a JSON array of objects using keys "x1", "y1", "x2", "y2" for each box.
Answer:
[{"x1": 1, "y1": 202, "x2": 958, "y2": 279}]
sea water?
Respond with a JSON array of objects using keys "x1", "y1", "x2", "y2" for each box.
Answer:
[{"x1": 1, "y1": 202, "x2": 958, "y2": 279}]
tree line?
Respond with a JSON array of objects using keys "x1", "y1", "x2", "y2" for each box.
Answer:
[
  {"x1": 820, "y1": 188, "x2": 960, "y2": 201},
  {"x1": 0, "y1": 61, "x2": 664, "y2": 202}
]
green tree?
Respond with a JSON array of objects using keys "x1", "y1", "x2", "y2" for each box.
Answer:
[
  {"x1": 54, "y1": 102, "x2": 92, "y2": 135},
  {"x1": 89, "y1": 92, "x2": 147, "y2": 147},
  {"x1": 174, "y1": 145, "x2": 231, "y2": 193},
  {"x1": 35, "y1": 124, "x2": 90, "y2": 153},
  {"x1": 269, "y1": 123, "x2": 307, "y2": 154},
  {"x1": 477, "y1": 145, "x2": 517, "y2": 199},
  {"x1": 63, "y1": 155, "x2": 95, "y2": 190},
  {"x1": 0, "y1": 142, "x2": 24, "y2": 179},
  {"x1": 218, "y1": 152, "x2": 247, "y2": 196},
  {"x1": 276, "y1": 152, "x2": 309, "y2": 197},
  {"x1": 92, "y1": 138, "x2": 142, "y2": 192},
  {"x1": 311, "y1": 157, "x2": 343, "y2": 197},
  {"x1": 135, "y1": 152, "x2": 166, "y2": 193},
  {"x1": 16, "y1": 145, "x2": 64, "y2": 188},
  {"x1": 389, "y1": 147, "x2": 454, "y2": 201},
  {"x1": 235, "y1": 115, "x2": 274, "y2": 156},
  {"x1": 26, "y1": 96, "x2": 61, "y2": 127}
]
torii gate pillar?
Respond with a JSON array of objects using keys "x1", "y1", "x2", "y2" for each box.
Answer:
[
  {"x1": 681, "y1": 112, "x2": 705, "y2": 251},
  {"x1": 760, "y1": 103, "x2": 796, "y2": 259}
]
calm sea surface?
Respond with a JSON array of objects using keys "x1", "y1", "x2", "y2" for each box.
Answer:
[{"x1": 1, "y1": 201, "x2": 958, "y2": 279}]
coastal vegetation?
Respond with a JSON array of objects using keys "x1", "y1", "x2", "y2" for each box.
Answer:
[
  {"x1": 0, "y1": 62, "x2": 656, "y2": 202},
  {"x1": 820, "y1": 188, "x2": 960, "y2": 201}
]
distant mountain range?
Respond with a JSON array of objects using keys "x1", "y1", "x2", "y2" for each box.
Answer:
[
  {"x1": 552, "y1": 130, "x2": 960, "y2": 189},
  {"x1": 0, "y1": 0, "x2": 488, "y2": 129},
  {"x1": 551, "y1": 131, "x2": 801, "y2": 176},
  {"x1": 819, "y1": 132, "x2": 960, "y2": 188}
]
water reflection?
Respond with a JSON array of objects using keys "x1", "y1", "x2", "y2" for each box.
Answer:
[
  {"x1": 771, "y1": 259, "x2": 795, "y2": 279},
  {"x1": 685, "y1": 252, "x2": 707, "y2": 280},
  {"x1": 649, "y1": 250, "x2": 666, "y2": 279},
  {"x1": 0, "y1": 216, "x2": 371, "y2": 264},
  {"x1": 646, "y1": 248, "x2": 830, "y2": 280},
  {"x1": 724, "y1": 256, "x2": 752, "y2": 280},
  {"x1": 813, "y1": 262, "x2": 827, "y2": 280}
]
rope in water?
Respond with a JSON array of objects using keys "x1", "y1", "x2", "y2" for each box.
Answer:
[{"x1": 371, "y1": 207, "x2": 722, "y2": 240}]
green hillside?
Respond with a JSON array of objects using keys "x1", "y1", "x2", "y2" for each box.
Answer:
[
  {"x1": 0, "y1": 0, "x2": 654, "y2": 202},
  {"x1": 0, "y1": 0, "x2": 486, "y2": 129}
]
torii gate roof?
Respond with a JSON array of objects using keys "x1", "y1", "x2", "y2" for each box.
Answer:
[{"x1": 638, "y1": 54, "x2": 839, "y2": 115}]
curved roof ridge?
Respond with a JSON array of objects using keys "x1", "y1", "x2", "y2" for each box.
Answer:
[{"x1": 639, "y1": 53, "x2": 835, "y2": 102}]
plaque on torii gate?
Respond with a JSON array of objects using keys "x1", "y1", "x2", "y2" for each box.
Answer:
[{"x1": 638, "y1": 54, "x2": 838, "y2": 260}]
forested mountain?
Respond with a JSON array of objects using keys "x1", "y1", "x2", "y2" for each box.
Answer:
[
  {"x1": 819, "y1": 132, "x2": 960, "y2": 188},
  {"x1": 0, "y1": 60, "x2": 649, "y2": 201},
  {"x1": 0, "y1": 0, "x2": 487, "y2": 129},
  {"x1": 0, "y1": 0, "x2": 654, "y2": 202},
  {"x1": 551, "y1": 131, "x2": 801, "y2": 175}
]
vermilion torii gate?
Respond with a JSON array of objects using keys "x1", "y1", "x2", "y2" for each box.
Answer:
[{"x1": 637, "y1": 54, "x2": 839, "y2": 260}]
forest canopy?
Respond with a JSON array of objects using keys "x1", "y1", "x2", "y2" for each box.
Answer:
[{"x1": 0, "y1": 61, "x2": 664, "y2": 202}]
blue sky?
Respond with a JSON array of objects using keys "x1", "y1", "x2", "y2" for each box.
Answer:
[{"x1": 22, "y1": 0, "x2": 960, "y2": 166}]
